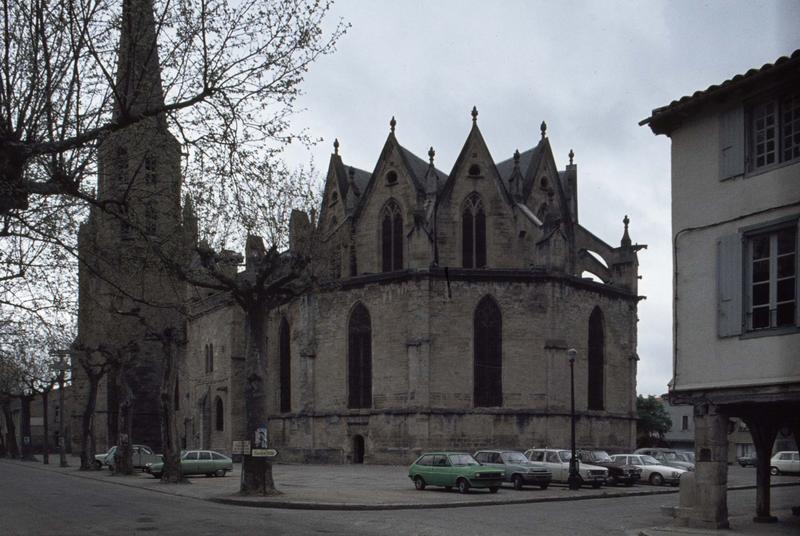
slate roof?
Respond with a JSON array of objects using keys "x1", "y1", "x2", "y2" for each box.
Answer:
[
  {"x1": 496, "y1": 146, "x2": 541, "y2": 189},
  {"x1": 397, "y1": 144, "x2": 448, "y2": 192},
  {"x1": 641, "y1": 49, "x2": 800, "y2": 135}
]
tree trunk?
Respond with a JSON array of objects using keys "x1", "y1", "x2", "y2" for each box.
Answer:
[
  {"x1": 19, "y1": 394, "x2": 35, "y2": 461},
  {"x1": 240, "y1": 304, "x2": 279, "y2": 496},
  {"x1": 2, "y1": 399, "x2": 19, "y2": 458},
  {"x1": 80, "y1": 372, "x2": 101, "y2": 470},
  {"x1": 114, "y1": 365, "x2": 134, "y2": 475},
  {"x1": 159, "y1": 327, "x2": 183, "y2": 483},
  {"x1": 42, "y1": 389, "x2": 50, "y2": 464}
]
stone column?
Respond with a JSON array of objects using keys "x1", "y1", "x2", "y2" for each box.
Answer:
[{"x1": 683, "y1": 404, "x2": 729, "y2": 529}]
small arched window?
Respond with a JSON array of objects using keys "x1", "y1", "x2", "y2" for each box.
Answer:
[
  {"x1": 215, "y1": 397, "x2": 224, "y2": 431},
  {"x1": 348, "y1": 303, "x2": 372, "y2": 409},
  {"x1": 462, "y1": 193, "x2": 486, "y2": 268},
  {"x1": 386, "y1": 170, "x2": 398, "y2": 185},
  {"x1": 540, "y1": 177, "x2": 549, "y2": 189},
  {"x1": 381, "y1": 200, "x2": 403, "y2": 272},
  {"x1": 588, "y1": 307, "x2": 605, "y2": 410},
  {"x1": 279, "y1": 317, "x2": 291, "y2": 413},
  {"x1": 474, "y1": 296, "x2": 502, "y2": 407}
]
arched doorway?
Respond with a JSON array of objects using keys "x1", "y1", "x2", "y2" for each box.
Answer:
[{"x1": 352, "y1": 435, "x2": 365, "y2": 464}]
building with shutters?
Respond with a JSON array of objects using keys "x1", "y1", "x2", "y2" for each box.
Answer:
[
  {"x1": 181, "y1": 113, "x2": 644, "y2": 464},
  {"x1": 642, "y1": 50, "x2": 800, "y2": 528}
]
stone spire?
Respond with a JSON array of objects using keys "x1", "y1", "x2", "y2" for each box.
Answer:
[
  {"x1": 509, "y1": 149, "x2": 523, "y2": 202},
  {"x1": 114, "y1": 0, "x2": 166, "y2": 120},
  {"x1": 540, "y1": 121, "x2": 547, "y2": 139},
  {"x1": 621, "y1": 215, "x2": 632, "y2": 247},
  {"x1": 471, "y1": 106, "x2": 479, "y2": 123}
]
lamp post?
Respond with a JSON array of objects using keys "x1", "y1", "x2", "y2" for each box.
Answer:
[
  {"x1": 567, "y1": 348, "x2": 580, "y2": 490},
  {"x1": 50, "y1": 350, "x2": 70, "y2": 468}
]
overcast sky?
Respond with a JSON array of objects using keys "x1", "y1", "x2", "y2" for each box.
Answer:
[{"x1": 282, "y1": 0, "x2": 800, "y2": 396}]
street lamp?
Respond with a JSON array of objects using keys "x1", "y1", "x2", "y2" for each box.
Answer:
[
  {"x1": 50, "y1": 350, "x2": 70, "y2": 468},
  {"x1": 567, "y1": 348, "x2": 580, "y2": 490}
]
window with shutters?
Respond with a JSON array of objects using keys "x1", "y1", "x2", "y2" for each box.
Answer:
[
  {"x1": 587, "y1": 306, "x2": 605, "y2": 410},
  {"x1": 474, "y1": 295, "x2": 502, "y2": 407},
  {"x1": 279, "y1": 317, "x2": 291, "y2": 413},
  {"x1": 745, "y1": 224, "x2": 797, "y2": 331},
  {"x1": 748, "y1": 90, "x2": 800, "y2": 172},
  {"x1": 462, "y1": 193, "x2": 486, "y2": 268},
  {"x1": 348, "y1": 303, "x2": 372, "y2": 409},
  {"x1": 381, "y1": 200, "x2": 403, "y2": 272}
]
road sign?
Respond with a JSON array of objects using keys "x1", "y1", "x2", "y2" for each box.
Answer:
[{"x1": 251, "y1": 448, "x2": 278, "y2": 458}]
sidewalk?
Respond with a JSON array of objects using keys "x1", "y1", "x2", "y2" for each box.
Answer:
[{"x1": 5, "y1": 456, "x2": 799, "y2": 513}]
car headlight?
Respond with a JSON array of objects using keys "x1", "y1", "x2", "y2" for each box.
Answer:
[{"x1": 672, "y1": 472, "x2": 680, "y2": 478}]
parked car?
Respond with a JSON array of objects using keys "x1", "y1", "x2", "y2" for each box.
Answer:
[
  {"x1": 524, "y1": 448, "x2": 608, "y2": 488},
  {"x1": 145, "y1": 450, "x2": 233, "y2": 478},
  {"x1": 610, "y1": 454, "x2": 685, "y2": 486},
  {"x1": 408, "y1": 452, "x2": 504, "y2": 494},
  {"x1": 577, "y1": 450, "x2": 641, "y2": 487},
  {"x1": 770, "y1": 451, "x2": 800, "y2": 475},
  {"x1": 737, "y1": 454, "x2": 757, "y2": 467},
  {"x1": 634, "y1": 448, "x2": 694, "y2": 472},
  {"x1": 94, "y1": 444, "x2": 156, "y2": 471},
  {"x1": 675, "y1": 451, "x2": 695, "y2": 464},
  {"x1": 473, "y1": 450, "x2": 552, "y2": 490}
]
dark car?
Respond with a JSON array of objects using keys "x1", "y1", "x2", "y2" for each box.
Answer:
[
  {"x1": 737, "y1": 455, "x2": 757, "y2": 467},
  {"x1": 578, "y1": 450, "x2": 641, "y2": 486},
  {"x1": 473, "y1": 450, "x2": 552, "y2": 490}
]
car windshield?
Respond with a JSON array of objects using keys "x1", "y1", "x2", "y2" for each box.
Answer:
[
  {"x1": 503, "y1": 452, "x2": 528, "y2": 464},
  {"x1": 589, "y1": 451, "x2": 612, "y2": 462},
  {"x1": 662, "y1": 452, "x2": 679, "y2": 461},
  {"x1": 641, "y1": 455, "x2": 660, "y2": 465},
  {"x1": 558, "y1": 451, "x2": 572, "y2": 462},
  {"x1": 448, "y1": 454, "x2": 479, "y2": 466}
]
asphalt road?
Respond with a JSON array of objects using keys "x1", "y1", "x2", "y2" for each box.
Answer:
[{"x1": 2, "y1": 461, "x2": 798, "y2": 536}]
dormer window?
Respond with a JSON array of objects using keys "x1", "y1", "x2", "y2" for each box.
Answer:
[
  {"x1": 386, "y1": 170, "x2": 398, "y2": 185},
  {"x1": 468, "y1": 164, "x2": 481, "y2": 177}
]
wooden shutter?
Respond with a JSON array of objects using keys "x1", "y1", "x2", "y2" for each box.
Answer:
[
  {"x1": 717, "y1": 233, "x2": 743, "y2": 337},
  {"x1": 719, "y1": 106, "x2": 745, "y2": 180}
]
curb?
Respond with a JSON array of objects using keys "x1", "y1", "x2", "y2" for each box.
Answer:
[{"x1": 6, "y1": 459, "x2": 799, "y2": 512}]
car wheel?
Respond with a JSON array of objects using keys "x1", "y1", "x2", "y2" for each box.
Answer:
[
  {"x1": 591, "y1": 481, "x2": 602, "y2": 489},
  {"x1": 607, "y1": 475, "x2": 617, "y2": 487},
  {"x1": 93, "y1": 460, "x2": 102, "y2": 470},
  {"x1": 152, "y1": 472, "x2": 162, "y2": 479},
  {"x1": 512, "y1": 474, "x2": 524, "y2": 490},
  {"x1": 457, "y1": 478, "x2": 470, "y2": 494},
  {"x1": 649, "y1": 473, "x2": 664, "y2": 486},
  {"x1": 770, "y1": 466, "x2": 780, "y2": 476},
  {"x1": 489, "y1": 486, "x2": 499, "y2": 494},
  {"x1": 539, "y1": 482, "x2": 549, "y2": 490},
  {"x1": 739, "y1": 462, "x2": 746, "y2": 467},
  {"x1": 413, "y1": 476, "x2": 426, "y2": 491},
  {"x1": 215, "y1": 469, "x2": 226, "y2": 477}
]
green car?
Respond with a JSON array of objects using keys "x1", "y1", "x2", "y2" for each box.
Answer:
[
  {"x1": 145, "y1": 450, "x2": 233, "y2": 478},
  {"x1": 408, "y1": 452, "x2": 504, "y2": 493}
]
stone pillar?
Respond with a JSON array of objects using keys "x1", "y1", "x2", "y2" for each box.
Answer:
[
  {"x1": 681, "y1": 404, "x2": 729, "y2": 529},
  {"x1": 742, "y1": 413, "x2": 780, "y2": 523}
]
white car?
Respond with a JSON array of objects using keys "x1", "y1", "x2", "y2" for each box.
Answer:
[
  {"x1": 611, "y1": 454, "x2": 685, "y2": 486},
  {"x1": 770, "y1": 451, "x2": 800, "y2": 475},
  {"x1": 524, "y1": 448, "x2": 608, "y2": 488}
]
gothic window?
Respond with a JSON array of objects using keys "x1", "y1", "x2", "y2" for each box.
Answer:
[
  {"x1": 209, "y1": 343, "x2": 214, "y2": 372},
  {"x1": 145, "y1": 154, "x2": 157, "y2": 183},
  {"x1": 174, "y1": 377, "x2": 180, "y2": 411},
  {"x1": 215, "y1": 397, "x2": 224, "y2": 431},
  {"x1": 474, "y1": 296, "x2": 502, "y2": 407},
  {"x1": 115, "y1": 147, "x2": 128, "y2": 183},
  {"x1": 386, "y1": 170, "x2": 398, "y2": 185},
  {"x1": 588, "y1": 306, "x2": 605, "y2": 410},
  {"x1": 348, "y1": 303, "x2": 372, "y2": 409},
  {"x1": 381, "y1": 200, "x2": 403, "y2": 272},
  {"x1": 462, "y1": 193, "x2": 486, "y2": 268},
  {"x1": 204, "y1": 344, "x2": 209, "y2": 373},
  {"x1": 144, "y1": 203, "x2": 157, "y2": 235},
  {"x1": 279, "y1": 317, "x2": 291, "y2": 413}
]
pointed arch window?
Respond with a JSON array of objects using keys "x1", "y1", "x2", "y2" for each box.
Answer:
[
  {"x1": 381, "y1": 200, "x2": 403, "y2": 272},
  {"x1": 588, "y1": 307, "x2": 605, "y2": 410},
  {"x1": 115, "y1": 147, "x2": 129, "y2": 183},
  {"x1": 279, "y1": 317, "x2": 291, "y2": 413},
  {"x1": 474, "y1": 296, "x2": 502, "y2": 407},
  {"x1": 462, "y1": 193, "x2": 486, "y2": 268},
  {"x1": 215, "y1": 397, "x2": 224, "y2": 431},
  {"x1": 348, "y1": 303, "x2": 372, "y2": 409}
]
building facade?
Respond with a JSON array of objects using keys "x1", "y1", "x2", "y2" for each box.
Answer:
[
  {"x1": 643, "y1": 49, "x2": 800, "y2": 527},
  {"x1": 181, "y1": 114, "x2": 644, "y2": 464}
]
